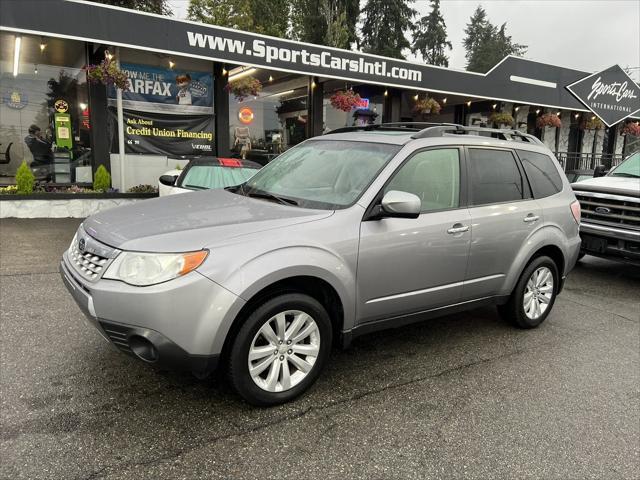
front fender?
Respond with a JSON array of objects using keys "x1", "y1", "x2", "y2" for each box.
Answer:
[{"x1": 203, "y1": 246, "x2": 357, "y2": 353}]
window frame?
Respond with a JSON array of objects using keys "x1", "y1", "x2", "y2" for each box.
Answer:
[
  {"x1": 363, "y1": 145, "x2": 468, "y2": 220},
  {"x1": 465, "y1": 146, "x2": 533, "y2": 207}
]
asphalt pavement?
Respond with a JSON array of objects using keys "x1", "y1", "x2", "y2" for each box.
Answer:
[{"x1": 1, "y1": 218, "x2": 638, "y2": 480}]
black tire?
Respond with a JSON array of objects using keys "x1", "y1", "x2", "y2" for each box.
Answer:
[
  {"x1": 498, "y1": 255, "x2": 559, "y2": 329},
  {"x1": 227, "y1": 293, "x2": 332, "y2": 406}
]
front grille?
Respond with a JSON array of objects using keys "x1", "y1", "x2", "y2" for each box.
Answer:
[
  {"x1": 69, "y1": 242, "x2": 109, "y2": 281},
  {"x1": 99, "y1": 321, "x2": 133, "y2": 355},
  {"x1": 575, "y1": 192, "x2": 640, "y2": 231}
]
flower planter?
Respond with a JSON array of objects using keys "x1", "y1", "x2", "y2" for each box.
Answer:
[{"x1": 0, "y1": 192, "x2": 157, "y2": 218}]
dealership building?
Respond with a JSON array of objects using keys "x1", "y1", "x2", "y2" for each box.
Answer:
[{"x1": 1, "y1": 0, "x2": 639, "y2": 192}]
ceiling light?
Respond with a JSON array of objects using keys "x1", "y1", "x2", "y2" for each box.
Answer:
[
  {"x1": 574, "y1": 113, "x2": 580, "y2": 118},
  {"x1": 514, "y1": 106, "x2": 519, "y2": 111},
  {"x1": 442, "y1": 97, "x2": 447, "y2": 104},
  {"x1": 556, "y1": 111, "x2": 561, "y2": 116},
  {"x1": 492, "y1": 103, "x2": 497, "y2": 109},
  {"x1": 268, "y1": 75, "x2": 273, "y2": 82},
  {"x1": 466, "y1": 101, "x2": 472, "y2": 107},
  {"x1": 228, "y1": 67, "x2": 257, "y2": 81},
  {"x1": 384, "y1": 89, "x2": 388, "y2": 96},
  {"x1": 413, "y1": 94, "x2": 419, "y2": 101},
  {"x1": 591, "y1": 115, "x2": 596, "y2": 120},
  {"x1": 13, "y1": 36, "x2": 21, "y2": 77},
  {"x1": 535, "y1": 109, "x2": 540, "y2": 114},
  {"x1": 79, "y1": 103, "x2": 87, "y2": 110},
  {"x1": 222, "y1": 67, "x2": 227, "y2": 76},
  {"x1": 105, "y1": 50, "x2": 113, "y2": 61},
  {"x1": 168, "y1": 60, "x2": 175, "y2": 69},
  {"x1": 40, "y1": 41, "x2": 46, "y2": 53},
  {"x1": 269, "y1": 89, "x2": 294, "y2": 97}
]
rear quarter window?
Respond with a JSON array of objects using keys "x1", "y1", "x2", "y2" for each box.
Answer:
[{"x1": 517, "y1": 150, "x2": 563, "y2": 198}]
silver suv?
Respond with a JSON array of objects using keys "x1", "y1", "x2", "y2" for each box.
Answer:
[{"x1": 60, "y1": 124, "x2": 582, "y2": 405}]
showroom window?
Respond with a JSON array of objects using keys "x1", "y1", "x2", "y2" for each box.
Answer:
[
  {"x1": 0, "y1": 33, "x2": 90, "y2": 184},
  {"x1": 228, "y1": 67, "x2": 308, "y2": 164},
  {"x1": 323, "y1": 80, "x2": 384, "y2": 132}
]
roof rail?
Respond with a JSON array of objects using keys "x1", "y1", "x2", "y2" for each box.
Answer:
[
  {"x1": 327, "y1": 122, "x2": 460, "y2": 135},
  {"x1": 411, "y1": 125, "x2": 544, "y2": 145}
]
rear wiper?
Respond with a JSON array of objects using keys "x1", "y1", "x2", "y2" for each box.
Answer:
[{"x1": 245, "y1": 189, "x2": 299, "y2": 206}]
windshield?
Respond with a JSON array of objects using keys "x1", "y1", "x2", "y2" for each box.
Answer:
[
  {"x1": 609, "y1": 152, "x2": 640, "y2": 178},
  {"x1": 180, "y1": 165, "x2": 257, "y2": 190},
  {"x1": 239, "y1": 140, "x2": 401, "y2": 209}
]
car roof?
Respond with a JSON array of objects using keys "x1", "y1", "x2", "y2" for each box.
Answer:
[
  {"x1": 182, "y1": 157, "x2": 261, "y2": 169},
  {"x1": 320, "y1": 129, "x2": 550, "y2": 154}
]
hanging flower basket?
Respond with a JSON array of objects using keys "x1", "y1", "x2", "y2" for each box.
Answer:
[
  {"x1": 621, "y1": 122, "x2": 640, "y2": 136},
  {"x1": 330, "y1": 90, "x2": 362, "y2": 112},
  {"x1": 84, "y1": 58, "x2": 129, "y2": 91},
  {"x1": 412, "y1": 97, "x2": 441, "y2": 115},
  {"x1": 580, "y1": 117, "x2": 605, "y2": 131},
  {"x1": 225, "y1": 76, "x2": 262, "y2": 101},
  {"x1": 489, "y1": 112, "x2": 514, "y2": 127},
  {"x1": 536, "y1": 113, "x2": 561, "y2": 129}
]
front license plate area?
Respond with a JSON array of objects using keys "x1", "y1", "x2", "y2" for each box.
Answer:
[{"x1": 582, "y1": 234, "x2": 608, "y2": 253}]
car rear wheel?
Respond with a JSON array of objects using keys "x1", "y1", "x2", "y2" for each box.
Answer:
[
  {"x1": 498, "y1": 255, "x2": 559, "y2": 329},
  {"x1": 227, "y1": 293, "x2": 332, "y2": 406}
]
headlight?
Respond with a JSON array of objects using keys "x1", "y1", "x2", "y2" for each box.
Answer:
[{"x1": 103, "y1": 250, "x2": 208, "y2": 286}]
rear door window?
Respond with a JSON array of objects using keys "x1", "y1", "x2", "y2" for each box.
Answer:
[
  {"x1": 468, "y1": 148, "x2": 527, "y2": 205},
  {"x1": 516, "y1": 150, "x2": 563, "y2": 198}
]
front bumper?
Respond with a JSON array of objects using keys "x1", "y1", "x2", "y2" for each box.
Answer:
[
  {"x1": 60, "y1": 255, "x2": 245, "y2": 374},
  {"x1": 579, "y1": 222, "x2": 640, "y2": 265}
]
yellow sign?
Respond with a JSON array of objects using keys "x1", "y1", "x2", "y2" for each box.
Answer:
[{"x1": 54, "y1": 99, "x2": 69, "y2": 113}]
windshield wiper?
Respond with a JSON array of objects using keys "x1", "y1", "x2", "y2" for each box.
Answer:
[
  {"x1": 245, "y1": 189, "x2": 299, "y2": 206},
  {"x1": 610, "y1": 172, "x2": 640, "y2": 178}
]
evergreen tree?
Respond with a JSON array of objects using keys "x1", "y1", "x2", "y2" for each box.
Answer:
[
  {"x1": 88, "y1": 0, "x2": 171, "y2": 15},
  {"x1": 187, "y1": 0, "x2": 289, "y2": 38},
  {"x1": 412, "y1": 0, "x2": 452, "y2": 67},
  {"x1": 361, "y1": 0, "x2": 416, "y2": 59},
  {"x1": 463, "y1": 5, "x2": 527, "y2": 73},
  {"x1": 290, "y1": 0, "x2": 359, "y2": 49}
]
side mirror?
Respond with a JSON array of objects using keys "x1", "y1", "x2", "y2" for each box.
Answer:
[
  {"x1": 159, "y1": 174, "x2": 178, "y2": 186},
  {"x1": 380, "y1": 190, "x2": 421, "y2": 219},
  {"x1": 593, "y1": 165, "x2": 606, "y2": 178}
]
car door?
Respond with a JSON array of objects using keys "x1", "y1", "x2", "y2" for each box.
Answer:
[
  {"x1": 462, "y1": 147, "x2": 543, "y2": 300},
  {"x1": 357, "y1": 147, "x2": 471, "y2": 324}
]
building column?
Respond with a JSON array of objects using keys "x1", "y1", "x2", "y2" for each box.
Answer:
[
  {"x1": 213, "y1": 62, "x2": 230, "y2": 157},
  {"x1": 307, "y1": 77, "x2": 323, "y2": 138},
  {"x1": 86, "y1": 43, "x2": 111, "y2": 176},
  {"x1": 382, "y1": 88, "x2": 402, "y2": 123}
]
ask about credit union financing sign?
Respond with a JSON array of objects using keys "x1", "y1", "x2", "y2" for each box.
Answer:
[{"x1": 567, "y1": 65, "x2": 640, "y2": 127}]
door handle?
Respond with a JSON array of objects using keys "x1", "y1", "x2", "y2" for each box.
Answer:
[
  {"x1": 447, "y1": 223, "x2": 469, "y2": 234},
  {"x1": 523, "y1": 214, "x2": 540, "y2": 223}
]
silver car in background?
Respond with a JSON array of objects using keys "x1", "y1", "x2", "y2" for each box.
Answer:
[{"x1": 61, "y1": 124, "x2": 581, "y2": 405}]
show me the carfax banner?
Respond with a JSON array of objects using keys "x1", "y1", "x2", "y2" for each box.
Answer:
[{"x1": 107, "y1": 63, "x2": 214, "y2": 115}]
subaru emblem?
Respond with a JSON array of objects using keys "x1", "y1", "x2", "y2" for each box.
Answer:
[
  {"x1": 78, "y1": 238, "x2": 86, "y2": 253},
  {"x1": 594, "y1": 206, "x2": 611, "y2": 214}
]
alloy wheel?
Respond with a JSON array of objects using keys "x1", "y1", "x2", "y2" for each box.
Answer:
[
  {"x1": 523, "y1": 266, "x2": 554, "y2": 320},
  {"x1": 248, "y1": 310, "x2": 320, "y2": 392}
]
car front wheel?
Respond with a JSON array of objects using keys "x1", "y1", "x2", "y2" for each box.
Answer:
[{"x1": 227, "y1": 293, "x2": 332, "y2": 406}]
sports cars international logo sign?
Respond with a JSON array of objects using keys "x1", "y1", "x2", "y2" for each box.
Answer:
[{"x1": 566, "y1": 65, "x2": 640, "y2": 127}]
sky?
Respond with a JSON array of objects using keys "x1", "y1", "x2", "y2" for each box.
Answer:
[{"x1": 168, "y1": 0, "x2": 640, "y2": 79}]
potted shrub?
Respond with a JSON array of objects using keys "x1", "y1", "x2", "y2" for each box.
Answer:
[
  {"x1": 536, "y1": 113, "x2": 562, "y2": 129},
  {"x1": 330, "y1": 90, "x2": 362, "y2": 112},
  {"x1": 580, "y1": 117, "x2": 604, "y2": 130},
  {"x1": 621, "y1": 122, "x2": 640, "y2": 136},
  {"x1": 84, "y1": 56, "x2": 129, "y2": 91},
  {"x1": 225, "y1": 76, "x2": 262, "y2": 101},
  {"x1": 413, "y1": 97, "x2": 441, "y2": 115},
  {"x1": 15, "y1": 161, "x2": 35, "y2": 195},
  {"x1": 489, "y1": 112, "x2": 514, "y2": 128},
  {"x1": 93, "y1": 165, "x2": 111, "y2": 192}
]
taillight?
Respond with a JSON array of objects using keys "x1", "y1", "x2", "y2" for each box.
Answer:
[{"x1": 570, "y1": 200, "x2": 581, "y2": 224}]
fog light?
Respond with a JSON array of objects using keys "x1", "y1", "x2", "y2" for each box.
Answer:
[{"x1": 129, "y1": 335, "x2": 158, "y2": 362}]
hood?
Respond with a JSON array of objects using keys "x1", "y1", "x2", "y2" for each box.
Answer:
[
  {"x1": 83, "y1": 189, "x2": 333, "y2": 251},
  {"x1": 571, "y1": 176, "x2": 640, "y2": 198}
]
